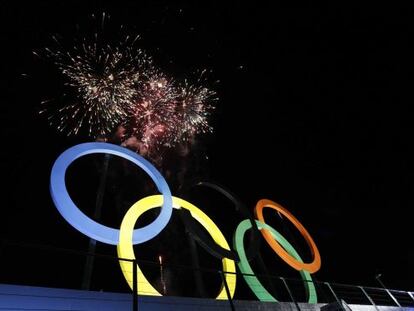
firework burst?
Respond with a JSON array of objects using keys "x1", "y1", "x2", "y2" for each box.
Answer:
[
  {"x1": 125, "y1": 71, "x2": 178, "y2": 150},
  {"x1": 39, "y1": 15, "x2": 153, "y2": 137},
  {"x1": 173, "y1": 76, "x2": 216, "y2": 143},
  {"x1": 40, "y1": 14, "x2": 216, "y2": 163},
  {"x1": 122, "y1": 71, "x2": 216, "y2": 158}
]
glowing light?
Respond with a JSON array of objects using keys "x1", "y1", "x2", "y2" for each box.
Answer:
[
  {"x1": 50, "y1": 142, "x2": 173, "y2": 245},
  {"x1": 117, "y1": 195, "x2": 236, "y2": 299}
]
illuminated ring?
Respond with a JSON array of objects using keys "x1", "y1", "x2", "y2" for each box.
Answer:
[
  {"x1": 255, "y1": 199, "x2": 321, "y2": 273},
  {"x1": 117, "y1": 195, "x2": 236, "y2": 299},
  {"x1": 50, "y1": 142, "x2": 173, "y2": 245},
  {"x1": 233, "y1": 219, "x2": 317, "y2": 303},
  {"x1": 180, "y1": 181, "x2": 261, "y2": 261}
]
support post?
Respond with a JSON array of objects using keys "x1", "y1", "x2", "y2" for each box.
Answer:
[
  {"x1": 220, "y1": 271, "x2": 235, "y2": 311},
  {"x1": 81, "y1": 154, "x2": 110, "y2": 290},
  {"x1": 359, "y1": 286, "x2": 379, "y2": 311},
  {"x1": 133, "y1": 260, "x2": 138, "y2": 311},
  {"x1": 186, "y1": 232, "x2": 207, "y2": 297},
  {"x1": 281, "y1": 277, "x2": 301, "y2": 311},
  {"x1": 325, "y1": 282, "x2": 346, "y2": 311},
  {"x1": 376, "y1": 275, "x2": 401, "y2": 307},
  {"x1": 408, "y1": 292, "x2": 414, "y2": 303}
]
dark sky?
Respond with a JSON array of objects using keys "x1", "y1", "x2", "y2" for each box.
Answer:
[{"x1": 1, "y1": 0, "x2": 413, "y2": 299}]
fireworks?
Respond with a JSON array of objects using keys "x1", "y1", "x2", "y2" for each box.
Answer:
[
  {"x1": 123, "y1": 70, "x2": 216, "y2": 157},
  {"x1": 126, "y1": 71, "x2": 177, "y2": 148},
  {"x1": 40, "y1": 14, "x2": 216, "y2": 160},
  {"x1": 173, "y1": 76, "x2": 216, "y2": 143},
  {"x1": 41, "y1": 33, "x2": 152, "y2": 137}
]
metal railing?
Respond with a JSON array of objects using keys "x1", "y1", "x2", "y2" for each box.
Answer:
[{"x1": 1, "y1": 240, "x2": 413, "y2": 311}]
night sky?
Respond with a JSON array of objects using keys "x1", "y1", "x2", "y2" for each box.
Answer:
[{"x1": 1, "y1": 0, "x2": 413, "y2": 299}]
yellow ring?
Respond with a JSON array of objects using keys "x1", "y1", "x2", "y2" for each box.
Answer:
[{"x1": 117, "y1": 195, "x2": 237, "y2": 299}]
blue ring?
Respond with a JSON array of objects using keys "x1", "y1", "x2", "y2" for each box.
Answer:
[{"x1": 50, "y1": 142, "x2": 173, "y2": 245}]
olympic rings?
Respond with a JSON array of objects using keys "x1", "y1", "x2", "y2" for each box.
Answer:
[
  {"x1": 117, "y1": 195, "x2": 236, "y2": 299},
  {"x1": 255, "y1": 199, "x2": 321, "y2": 273},
  {"x1": 50, "y1": 142, "x2": 173, "y2": 245},
  {"x1": 233, "y1": 219, "x2": 317, "y2": 303},
  {"x1": 50, "y1": 143, "x2": 321, "y2": 302}
]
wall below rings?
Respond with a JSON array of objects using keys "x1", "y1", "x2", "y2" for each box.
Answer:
[{"x1": 0, "y1": 283, "x2": 410, "y2": 311}]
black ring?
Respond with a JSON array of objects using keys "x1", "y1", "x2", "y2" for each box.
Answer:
[{"x1": 179, "y1": 180, "x2": 261, "y2": 262}]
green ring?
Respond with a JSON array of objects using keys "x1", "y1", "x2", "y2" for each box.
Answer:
[{"x1": 233, "y1": 219, "x2": 317, "y2": 303}]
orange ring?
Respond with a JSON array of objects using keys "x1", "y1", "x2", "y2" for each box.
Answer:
[{"x1": 254, "y1": 199, "x2": 321, "y2": 273}]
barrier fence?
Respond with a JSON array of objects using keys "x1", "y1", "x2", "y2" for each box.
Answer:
[{"x1": 1, "y1": 240, "x2": 413, "y2": 311}]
